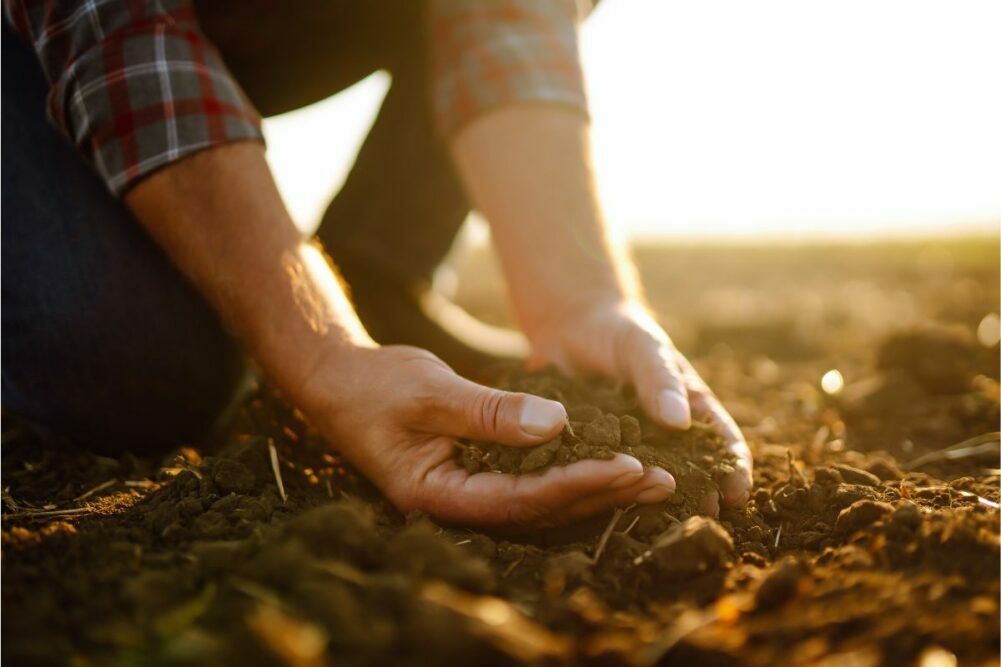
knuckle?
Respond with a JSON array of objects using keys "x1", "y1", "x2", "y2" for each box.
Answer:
[{"x1": 467, "y1": 388, "x2": 505, "y2": 436}]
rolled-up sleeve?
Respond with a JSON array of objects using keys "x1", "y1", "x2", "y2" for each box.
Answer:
[
  {"x1": 429, "y1": 0, "x2": 590, "y2": 137},
  {"x1": 4, "y1": 0, "x2": 263, "y2": 196}
]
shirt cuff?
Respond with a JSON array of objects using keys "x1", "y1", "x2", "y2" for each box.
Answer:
[
  {"x1": 51, "y1": 22, "x2": 263, "y2": 196},
  {"x1": 430, "y1": 0, "x2": 589, "y2": 137}
]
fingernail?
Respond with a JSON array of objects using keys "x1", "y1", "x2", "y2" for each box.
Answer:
[
  {"x1": 519, "y1": 398, "x2": 566, "y2": 437},
  {"x1": 720, "y1": 471, "x2": 752, "y2": 506},
  {"x1": 610, "y1": 470, "x2": 644, "y2": 489},
  {"x1": 636, "y1": 484, "x2": 674, "y2": 504},
  {"x1": 645, "y1": 467, "x2": 676, "y2": 492},
  {"x1": 657, "y1": 389, "x2": 691, "y2": 429}
]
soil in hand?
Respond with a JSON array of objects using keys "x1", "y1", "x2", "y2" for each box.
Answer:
[{"x1": 457, "y1": 367, "x2": 736, "y2": 514}]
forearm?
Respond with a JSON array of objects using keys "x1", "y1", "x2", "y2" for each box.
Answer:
[
  {"x1": 450, "y1": 105, "x2": 641, "y2": 338},
  {"x1": 125, "y1": 141, "x2": 372, "y2": 409}
]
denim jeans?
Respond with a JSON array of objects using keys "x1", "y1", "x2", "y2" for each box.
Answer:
[{"x1": 1, "y1": 2, "x2": 470, "y2": 452}]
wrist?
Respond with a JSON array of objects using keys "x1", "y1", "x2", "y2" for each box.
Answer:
[
  {"x1": 522, "y1": 288, "x2": 642, "y2": 343},
  {"x1": 285, "y1": 335, "x2": 377, "y2": 420}
]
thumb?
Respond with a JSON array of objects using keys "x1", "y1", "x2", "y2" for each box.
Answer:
[{"x1": 422, "y1": 373, "x2": 567, "y2": 446}]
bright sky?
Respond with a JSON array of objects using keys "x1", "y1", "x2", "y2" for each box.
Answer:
[{"x1": 264, "y1": 0, "x2": 1001, "y2": 241}]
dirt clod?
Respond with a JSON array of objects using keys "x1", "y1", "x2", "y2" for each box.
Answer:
[
  {"x1": 212, "y1": 459, "x2": 256, "y2": 495},
  {"x1": 642, "y1": 516, "x2": 734, "y2": 578},
  {"x1": 834, "y1": 500, "x2": 894, "y2": 537}
]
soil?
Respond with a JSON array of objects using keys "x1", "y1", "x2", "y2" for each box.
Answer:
[
  {"x1": 457, "y1": 368, "x2": 735, "y2": 515},
  {"x1": 2, "y1": 240, "x2": 999, "y2": 667}
]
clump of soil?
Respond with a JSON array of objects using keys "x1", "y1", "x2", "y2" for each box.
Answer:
[{"x1": 457, "y1": 368, "x2": 736, "y2": 515}]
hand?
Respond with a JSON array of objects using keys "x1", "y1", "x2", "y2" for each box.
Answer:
[
  {"x1": 299, "y1": 343, "x2": 677, "y2": 527},
  {"x1": 525, "y1": 300, "x2": 753, "y2": 515}
]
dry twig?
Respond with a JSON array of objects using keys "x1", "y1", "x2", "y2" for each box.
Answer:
[
  {"x1": 4, "y1": 507, "x2": 91, "y2": 520},
  {"x1": 956, "y1": 490, "x2": 1000, "y2": 510},
  {"x1": 623, "y1": 514, "x2": 642, "y2": 535},
  {"x1": 73, "y1": 478, "x2": 117, "y2": 502},
  {"x1": 787, "y1": 451, "x2": 809, "y2": 487},
  {"x1": 592, "y1": 508, "x2": 625, "y2": 565}
]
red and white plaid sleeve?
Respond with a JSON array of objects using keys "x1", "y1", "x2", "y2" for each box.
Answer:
[
  {"x1": 429, "y1": 0, "x2": 591, "y2": 136},
  {"x1": 4, "y1": 0, "x2": 263, "y2": 196}
]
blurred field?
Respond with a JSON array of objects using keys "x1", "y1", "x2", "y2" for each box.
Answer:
[{"x1": 451, "y1": 236, "x2": 999, "y2": 350}]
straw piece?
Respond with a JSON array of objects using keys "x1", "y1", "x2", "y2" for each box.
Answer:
[{"x1": 268, "y1": 439, "x2": 288, "y2": 504}]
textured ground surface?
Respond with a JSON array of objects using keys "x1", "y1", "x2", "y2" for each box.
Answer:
[{"x1": 2, "y1": 238, "x2": 999, "y2": 667}]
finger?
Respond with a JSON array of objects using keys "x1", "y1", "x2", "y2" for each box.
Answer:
[
  {"x1": 556, "y1": 466, "x2": 676, "y2": 523},
  {"x1": 699, "y1": 489, "x2": 721, "y2": 517},
  {"x1": 622, "y1": 331, "x2": 692, "y2": 431},
  {"x1": 688, "y1": 389, "x2": 753, "y2": 507},
  {"x1": 420, "y1": 371, "x2": 567, "y2": 446},
  {"x1": 420, "y1": 454, "x2": 646, "y2": 526}
]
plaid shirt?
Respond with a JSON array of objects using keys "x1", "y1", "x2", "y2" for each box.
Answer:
[{"x1": 4, "y1": 0, "x2": 588, "y2": 197}]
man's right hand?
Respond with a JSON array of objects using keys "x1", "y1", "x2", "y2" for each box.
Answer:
[
  {"x1": 299, "y1": 343, "x2": 676, "y2": 527},
  {"x1": 127, "y1": 142, "x2": 673, "y2": 528}
]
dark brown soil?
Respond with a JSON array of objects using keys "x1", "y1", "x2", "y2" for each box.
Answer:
[
  {"x1": 457, "y1": 368, "x2": 735, "y2": 515},
  {"x1": 3, "y1": 240, "x2": 999, "y2": 667}
]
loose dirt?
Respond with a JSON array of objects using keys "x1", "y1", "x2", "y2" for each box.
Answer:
[
  {"x1": 3, "y1": 241, "x2": 999, "y2": 667},
  {"x1": 457, "y1": 367, "x2": 735, "y2": 516}
]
